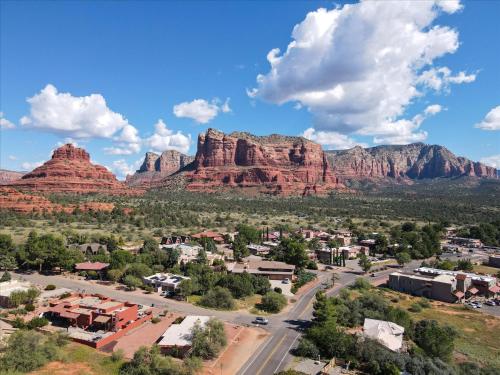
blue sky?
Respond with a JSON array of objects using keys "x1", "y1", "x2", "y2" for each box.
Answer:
[{"x1": 1, "y1": 0, "x2": 499, "y2": 178}]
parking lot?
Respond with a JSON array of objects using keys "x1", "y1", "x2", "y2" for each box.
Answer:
[{"x1": 270, "y1": 279, "x2": 293, "y2": 296}]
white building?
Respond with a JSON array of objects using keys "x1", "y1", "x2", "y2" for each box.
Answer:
[
  {"x1": 142, "y1": 273, "x2": 190, "y2": 292},
  {"x1": 363, "y1": 318, "x2": 404, "y2": 352},
  {"x1": 158, "y1": 315, "x2": 211, "y2": 354}
]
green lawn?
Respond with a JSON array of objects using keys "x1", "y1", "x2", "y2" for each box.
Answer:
[{"x1": 380, "y1": 289, "x2": 500, "y2": 368}]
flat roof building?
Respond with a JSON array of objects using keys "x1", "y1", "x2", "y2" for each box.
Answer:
[
  {"x1": 143, "y1": 273, "x2": 190, "y2": 291},
  {"x1": 158, "y1": 315, "x2": 211, "y2": 356},
  {"x1": 227, "y1": 260, "x2": 295, "y2": 280}
]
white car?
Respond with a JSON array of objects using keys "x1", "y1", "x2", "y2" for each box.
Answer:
[{"x1": 254, "y1": 317, "x2": 269, "y2": 325}]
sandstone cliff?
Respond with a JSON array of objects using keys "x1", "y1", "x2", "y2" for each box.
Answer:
[
  {"x1": 126, "y1": 150, "x2": 194, "y2": 187},
  {"x1": 326, "y1": 143, "x2": 497, "y2": 180},
  {"x1": 0, "y1": 169, "x2": 25, "y2": 184},
  {"x1": 181, "y1": 128, "x2": 341, "y2": 195},
  {"x1": 8, "y1": 144, "x2": 141, "y2": 195}
]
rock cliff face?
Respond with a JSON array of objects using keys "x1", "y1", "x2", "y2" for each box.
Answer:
[
  {"x1": 182, "y1": 129, "x2": 341, "y2": 195},
  {"x1": 0, "y1": 169, "x2": 25, "y2": 184},
  {"x1": 126, "y1": 150, "x2": 194, "y2": 187},
  {"x1": 8, "y1": 144, "x2": 141, "y2": 195},
  {"x1": 326, "y1": 143, "x2": 497, "y2": 180}
]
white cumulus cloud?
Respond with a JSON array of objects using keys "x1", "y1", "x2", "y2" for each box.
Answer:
[
  {"x1": 0, "y1": 112, "x2": 15, "y2": 129},
  {"x1": 21, "y1": 84, "x2": 138, "y2": 138},
  {"x1": 173, "y1": 98, "x2": 231, "y2": 124},
  {"x1": 110, "y1": 159, "x2": 142, "y2": 179},
  {"x1": 475, "y1": 106, "x2": 500, "y2": 131},
  {"x1": 250, "y1": 0, "x2": 473, "y2": 144},
  {"x1": 302, "y1": 128, "x2": 367, "y2": 150},
  {"x1": 480, "y1": 155, "x2": 500, "y2": 169},
  {"x1": 21, "y1": 161, "x2": 43, "y2": 171},
  {"x1": 145, "y1": 119, "x2": 192, "y2": 154}
]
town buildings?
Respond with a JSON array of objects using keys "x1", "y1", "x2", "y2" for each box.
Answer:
[
  {"x1": 247, "y1": 243, "x2": 271, "y2": 256},
  {"x1": 449, "y1": 237, "x2": 483, "y2": 248},
  {"x1": 227, "y1": 260, "x2": 295, "y2": 281},
  {"x1": 143, "y1": 273, "x2": 190, "y2": 292},
  {"x1": 158, "y1": 315, "x2": 210, "y2": 356},
  {"x1": 46, "y1": 293, "x2": 152, "y2": 348},
  {"x1": 161, "y1": 243, "x2": 223, "y2": 265},
  {"x1": 191, "y1": 231, "x2": 225, "y2": 244},
  {"x1": 388, "y1": 267, "x2": 498, "y2": 303}
]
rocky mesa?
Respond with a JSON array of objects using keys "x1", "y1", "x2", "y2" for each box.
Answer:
[
  {"x1": 179, "y1": 128, "x2": 342, "y2": 195},
  {"x1": 8, "y1": 144, "x2": 142, "y2": 195},
  {"x1": 126, "y1": 150, "x2": 194, "y2": 187},
  {"x1": 326, "y1": 143, "x2": 497, "y2": 180}
]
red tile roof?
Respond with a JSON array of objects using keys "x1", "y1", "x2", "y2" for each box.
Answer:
[
  {"x1": 468, "y1": 287, "x2": 479, "y2": 294},
  {"x1": 75, "y1": 262, "x2": 109, "y2": 271},
  {"x1": 489, "y1": 285, "x2": 500, "y2": 294}
]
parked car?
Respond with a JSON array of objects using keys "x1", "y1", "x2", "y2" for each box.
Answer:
[
  {"x1": 282, "y1": 278, "x2": 290, "y2": 284},
  {"x1": 485, "y1": 300, "x2": 495, "y2": 306},
  {"x1": 254, "y1": 317, "x2": 269, "y2": 325}
]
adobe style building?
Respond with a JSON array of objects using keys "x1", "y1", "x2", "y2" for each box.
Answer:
[
  {"x1": 388, "y1": 267, "x2": 498, "y2": 303},
  {"x1": 227, "y1": 260, "x2": 295, "y2": 281},
  {"x1": 46, "y1": 293, "x2": 152, "y2": 348}
]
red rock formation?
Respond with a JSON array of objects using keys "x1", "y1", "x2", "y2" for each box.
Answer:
[
  {"x1": 182, "y1": 129, "x2": 342, "y2": 195},
  {"x1": 326, "y1": 143, "x2": 497, "y2": 180},
  {"x1": 8, "y1": 144, "x2": 142, "y2": 195},
  {"x1": 126, "y1": 150, "x2": 194, "y2": 187},
  {"x1": 0, "y1": 187, "x2": 120, "y2": 213},
  {"x1": 0, "y1": 169, "x2": 25, "y2": 184}
]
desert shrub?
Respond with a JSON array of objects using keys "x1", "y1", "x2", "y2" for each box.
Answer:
[
  {"x1": 151, "y1": 317, "x2": 161, "y2": 324},
  {"x1": 44, "y1": 284, "x2": 56, "y2": 291},
  {"x1": 408, "y1": 303, "x2": 422, "y2": 313},
  {"x1": 199, "y1": 287, "x2": 235, "y2": 310},
  {"x1": 274, "y1": 287, "x2": 282, "y2": 294},
  {"x1": 259, "y1": 291, "x2": 287, "y2": 313}
]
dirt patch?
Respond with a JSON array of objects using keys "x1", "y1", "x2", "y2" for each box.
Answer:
[
  {"x1": 200, "y1": 324, "x2": 269, "y2": 375},
  {"x1": 106, "y1": 313, "x2": 182, "y2": 359},
  {"x1": 31, "y1": 361, "x2": 95, "y2": 375}
]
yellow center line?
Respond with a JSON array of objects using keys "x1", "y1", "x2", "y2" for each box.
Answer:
[{"x1": 255, "y1": 334, "x2": 286, "y2": 375}]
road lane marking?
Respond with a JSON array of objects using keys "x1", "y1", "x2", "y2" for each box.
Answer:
[
  {"x1": 273, "y1": 331, "x2": 301, "y2": 374},
  {"x1": 255, "y1": 334, "x2": 286, "y2": 375},
  {"x1": 238, "y1": 332, "x2": 276, "y2": 375}
]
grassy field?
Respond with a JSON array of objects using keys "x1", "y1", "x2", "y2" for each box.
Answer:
[
  {"x1": 379, "y1": 288, "x2": 500, "y2": 368},
  {"x1": 33, "y1": 342, "x2": 123, "y2": 375},
  {"x1": 473, "y1": 264, "x2": 500, "y2": 276}
]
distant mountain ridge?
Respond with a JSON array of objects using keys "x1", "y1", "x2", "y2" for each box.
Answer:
[
  {"x1": 0, "y1": 169, "x2": 25, "y2": 184},
  {"x1": 326, "y1": 142, "x2": 496, "y2": 180}
]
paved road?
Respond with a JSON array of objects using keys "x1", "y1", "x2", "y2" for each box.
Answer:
[
  {"x1": 13, "y1": 262, "x2": 414, "y2": 375},
  {"x1": 13, "y1": 271, "x2": 260, "y2": 327}
]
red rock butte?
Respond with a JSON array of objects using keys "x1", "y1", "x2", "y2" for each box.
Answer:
[
  {"x1": 8, "y1": 144, "x2": 141, "y2": 195},
  {"x1": 183, "y1": 128, "x2": 343, "y2": 196}
]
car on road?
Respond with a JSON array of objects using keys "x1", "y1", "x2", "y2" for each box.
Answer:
[{"x1": 254, "y1": 317, "x2": 269, "y2": 325}]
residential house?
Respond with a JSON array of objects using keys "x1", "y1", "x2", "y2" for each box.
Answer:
[
  {"x1": 143, "y1": 273, "x2": 190, "y2": 292},
  {"x1": 160, "y1": 235, "x2": 190, "y2": 245},
  {"x1": 69, "y1": 243, "x2": 107, "y2": 257},
  {"x1": 449, "y1": 237, "x2": 483, "y2": 248},
  {"x1": 247, "y1": 243, "x2": 271, "y2": 256},
  {"x1": 227, "y1": 260, "x2": 295, "y2": 281},
  {"x1": 191, "y1": 231, "x2": 225, "y2": 244},
  {"x1": 158, "y1": 315, "x2": 210, "y2": 356}
]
